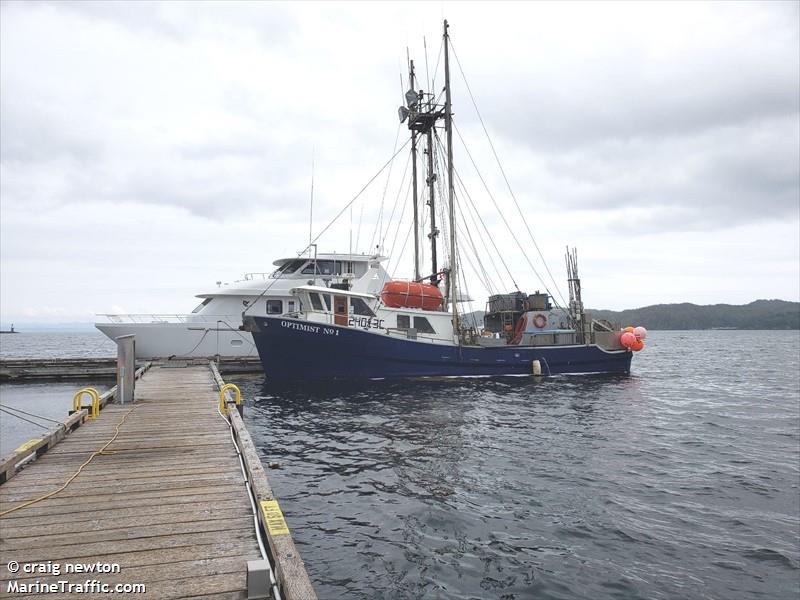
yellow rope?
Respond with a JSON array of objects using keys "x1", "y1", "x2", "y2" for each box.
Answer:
[{"x1": 0, "y1": 405, "x2": 137, "y2": 518}]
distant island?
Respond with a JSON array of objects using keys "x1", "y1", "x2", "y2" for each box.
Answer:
[
  {"x1": 589, "y1": 299, "x2": 799, "y2": 330},
  {"x1": 461, "y1": 299, "x2": 799, "y2": 330}
]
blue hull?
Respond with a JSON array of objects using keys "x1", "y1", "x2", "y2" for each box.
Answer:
[{"x1": 246, "y1": 316, "x2": 632, "y2": 380}]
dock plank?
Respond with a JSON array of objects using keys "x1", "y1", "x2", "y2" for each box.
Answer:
[{"x1": 0, "y1": 364, "x2": 312, "y2": 599}]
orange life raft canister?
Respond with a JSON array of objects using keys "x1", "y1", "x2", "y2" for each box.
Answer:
[{"x1": 380, "y1": 281, "x2": 443, "y2": 311}]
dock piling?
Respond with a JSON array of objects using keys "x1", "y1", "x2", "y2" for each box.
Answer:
[{"x1": 115, "y1": 334, "x2": 135, "y2": 404}]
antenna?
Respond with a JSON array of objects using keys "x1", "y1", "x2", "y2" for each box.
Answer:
[{"x1": 308, "y1": 147, "x2": 315, "y2": 256}]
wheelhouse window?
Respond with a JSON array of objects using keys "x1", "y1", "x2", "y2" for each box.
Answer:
[
  {"x1": 413, "y1": 316, "x2": 435, "y2": 334},
  {"x1": 397, "y1": 315, "x2": 410, "y2": 329},
  {"x1": 287, "y1": 300, "x2": 297, "y2": 312},
  {"x1": 309, "y1": 293, "x2": 324, "y2": 311},
  {"x1": 322, "y1": 294, "x2": 332, "y2": 311},
  {"x1": 351, "y1": 298, "x2": 375, "y2": 317},
  {"x1": 191, "y1": 298, "x2": 212, "y2": 313},
  {"x1": 266, "y1": 300, "x2": 283, "y2": 314}
]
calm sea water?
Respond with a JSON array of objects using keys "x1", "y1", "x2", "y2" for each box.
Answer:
[
  {"x1": 0, "y1": 331, "x2": 116, "y2": 453},
  {"x1": 241, "y1": 330, "x2": 800, "y2": 600},
  {"x1": 0, "y1": 330, "x2": 116, "y2": 359},
  {"x1": 1, "y1": 330, "x2": 797, "y2": 598},
  {"x1": 0, "y1": 381, "x2": 112, "y2": 454}
]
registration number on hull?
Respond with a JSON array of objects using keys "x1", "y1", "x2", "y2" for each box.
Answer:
[{"x1": 280, "y1": 318, "x2": 384, "y2": 334}]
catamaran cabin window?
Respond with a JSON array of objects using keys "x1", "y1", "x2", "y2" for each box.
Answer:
[
  {"x1": 302, "y1": 260, "x2": 332, "y2": 275},
  {"x1": 276, "y1": 259, "x2": 306, "y2": 275},
  {"x1": 300, "y1": 260, "x2": 350, "y2": 276},
  {"x1": 309, "y1": 293, "x2": 324, "y2": 311},
  {"x1": 266, "y1": 300, "x2": 282, "y2": 314},
  {"x1": 351, "y1": 298, "x2": 375, "y2": 317},
  {"x1": 413, "y1": 316, "x2": 435, "y2": 334},
  {"x1": 397, "y1": 315, "x2": 410, "y2": 329},
  {"x1": 191, "y1": 298, "x2": 213, "y2": 313}
]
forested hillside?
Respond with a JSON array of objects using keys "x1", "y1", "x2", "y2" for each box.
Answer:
[
  {"x1": 590, "y1": 300, "x2": 799, "y2": 330},
  {"x1": 462, "y1": 300, "x2": 800, "y2": 330}
]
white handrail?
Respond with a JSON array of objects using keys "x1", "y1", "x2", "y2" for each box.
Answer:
[{"x1": 96, "y1": 314, "x2": 242, "y2": 324}]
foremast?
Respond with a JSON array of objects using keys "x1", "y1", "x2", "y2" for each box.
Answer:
[{"x1": 400, "y1": 20, "x2": 460, "y2": 340}]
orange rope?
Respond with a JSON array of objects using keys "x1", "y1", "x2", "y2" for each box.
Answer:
[{"x1": 0, "y1": 406, "x2": 136, "y2": 518}]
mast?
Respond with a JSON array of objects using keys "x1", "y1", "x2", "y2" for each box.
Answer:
[
  {"x1": 399, "y1": 41, "x2": 443, "y2": 289},
  {"x1": 426, "y1": 127, "x2": 438, "y2": 285},
  {"x1": 409, "y1": 61, "x2": 421, "y2": 281},
  {"x1": 443, "y1": 20, "x2": 458, "y2": 332}
]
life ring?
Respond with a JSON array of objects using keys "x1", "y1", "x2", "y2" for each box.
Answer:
[{"x1": 533, "y1": 314, "x2": 547, "y2": 329}]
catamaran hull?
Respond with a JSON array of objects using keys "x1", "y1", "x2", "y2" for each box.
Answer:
[
  {"x1": 246, "y1": 316, "x2": 632, "y2": 380},
  {"x1": 95, "y1": 322, "x2": 258, "y2": 359}
]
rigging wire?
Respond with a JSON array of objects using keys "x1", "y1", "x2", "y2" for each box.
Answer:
[
  {"x1": 243, "y1": 138, "x2": 411, "y2": 316},
  {"x1": 431, "y1": 37, "x2": 444, "y2": 94},
  {"x1": 455, "y1": 244, "x2": 480, "y2": 331},
  {"x1": 454, "y1": 219, "x2": 494, "y2": 296},
  {"x1": 454, "y1": 201, "x2": 498, "y2": 295},
  {"x1": 0, "y1": 406, "x2": 52, "y2": 430},
  {"x1": 384, "y1": 168, "x2": 414, "y2": 276},
  {"x1": 389, "y1": 218, "x2": 415, "y2": 280},
  {"x1": 0, "y1": 404, "x2": 66, "y2": 427},
  {"x1": 300, "y1": 137, "x2": 411, "y2": 256},
  {"x1": 449, "y1": 41, "x2": 569, "y2": 309},
  {"x1": 423, "y1": 36, "x2": 432, "y2": 97},
  {"x1": 452, "y1": 121, "x2": 564, "y2": 308},
  {"x1": 355, "y1": 201, "x2": 364, "y2": 253},
  {"x1": 418, "y1": 180, "x2": 429, "y2": 274},
  {"x1": 378, "y1": 151, "x2": 412, "y2": 254},
  {"x1": 369, "y1": 122, "x2": 404, "y2": 254},
  {"x1": 433, "y1": 131, "x2": 516, "y2": 291},
  {"x1": 452, "y1": 170, "x2": 506, "y2": 293},
  {"x1": 431, "y1": 129, "x2": 450, "y2": 268}
]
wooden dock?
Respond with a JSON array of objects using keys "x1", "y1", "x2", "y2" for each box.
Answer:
[
  {"x1": 0, "y1": 363, "x2": 315, "y2": 599},
  {"x1": 0, "y1": 357, "x2": 264, "y2": 381}
]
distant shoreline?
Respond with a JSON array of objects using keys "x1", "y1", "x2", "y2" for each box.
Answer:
[
  {"x1": 589, "y1": 299, "x2": 799, "y2": 331},
  {"x1": 3, "y1": 299, "x2": 799, "y2": 332}
]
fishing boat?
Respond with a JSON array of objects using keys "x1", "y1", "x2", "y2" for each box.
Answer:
[
  {"x1": 96, "y1": 253, "x2": 391, "y2": 358},
  {"x1": 243, "y1": 21, "x2": 645, "y2": 380}
]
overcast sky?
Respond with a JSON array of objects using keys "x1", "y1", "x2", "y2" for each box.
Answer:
[{"x1": 1, "y1": 0, "x2": 798, "y2": 325}]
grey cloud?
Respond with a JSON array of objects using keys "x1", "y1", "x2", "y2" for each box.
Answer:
[
  {"x1": 0, "y1": 98, "x2": 103, "y2": 163},
  {"x1": 454, "y1": 113, "x2": 799, "y2": 235},
  {"x1": 449, "y1": 4, "x2": 798, "y2": 151},
  {"x1": 27, "y1": 1, "x2": 299, "y2": 47}
]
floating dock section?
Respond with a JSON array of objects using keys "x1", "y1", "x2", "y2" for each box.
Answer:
[
  {"x1": 0, "y1": 363, "x2": 315, "y2": 600},
  {"x1": 0, "y1": 357, "x2": 263, "y2": 381}
]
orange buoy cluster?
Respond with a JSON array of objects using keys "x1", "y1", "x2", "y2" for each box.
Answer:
[{"x1": 620, "y1": 326, "x2": 647, "y2": 352}]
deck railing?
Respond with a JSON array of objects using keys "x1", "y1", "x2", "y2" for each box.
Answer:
[{"x1": 97, "y1": 314, "x2": 240, "y2": 324}]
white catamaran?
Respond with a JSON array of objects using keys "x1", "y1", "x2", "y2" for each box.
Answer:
[{"x1": 96, "y1": 253, "x2": 391, "y2": 358}]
